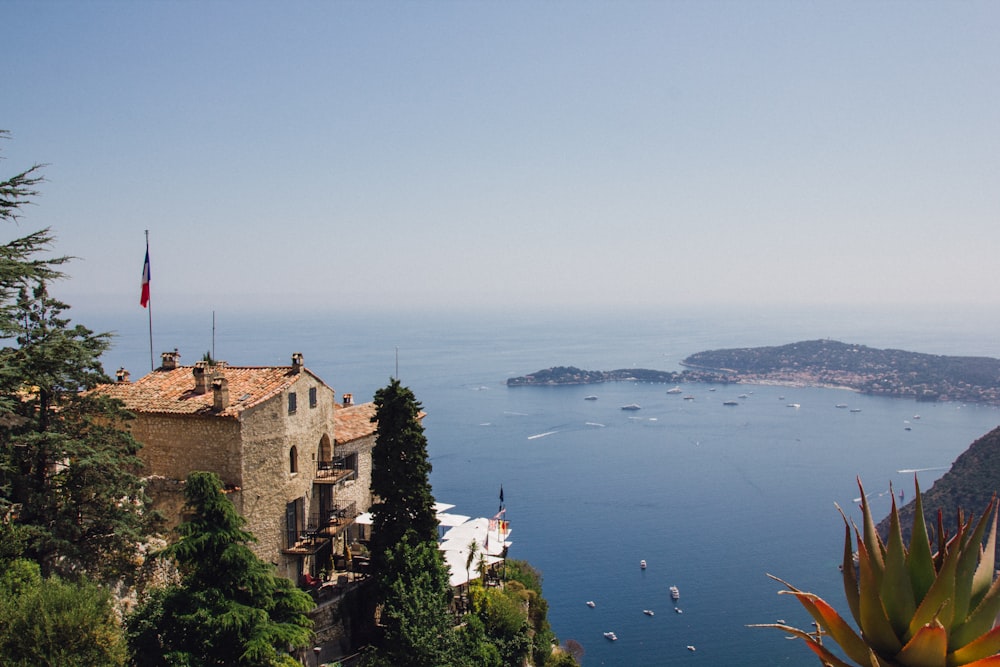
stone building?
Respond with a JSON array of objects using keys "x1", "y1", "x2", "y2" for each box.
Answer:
[{"x1": 94, "y1": 351, "x2": 375, "y2": 584}]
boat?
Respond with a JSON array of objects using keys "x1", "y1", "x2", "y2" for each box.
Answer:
[
  {"x1": 584, "y1": 395, "x2": 598, "y2": 401},
  {"x1": 640, "y1": 559, "x2": 647, "y2": 569},
  {"x1": 621, "y1": 404, "x2": 641, "y2": 411},
  {"x1": 786, "y1": 403, "x2": 800, "y2": 408},
  {"x1": 643, "y1": 609, "x2": 654, "y2": 616},
  {"x1": 674, "y1": 607, "x2": 682, "y2": 613},
  {"x1": 604, "y1": 631, "x2": 618, "y2": 641},
  {"x1": 723, "y1": 400, "x2": 739, "y2": 406},
  {"x1": 738, "y1": 393, "x2": 748, "y2": 399},
  {"x1": 586, "y1": 601, "x2": 596, "y2": 608},
  {"x1": 835, "y1": 404, "x2": 848, "y2": 409},
  {"x1": 687, "y1": 645, "x2": 696, "y2": 652},
  {"x1": 850, "y1": 408, "x2": 862, "y2": 413},
  {"x1": 669, "y1": 585, "x2": 680, "y2": 600},
  {"x1": 667, "y1": 386, "x2": 682, "y2": 394},
  {"x1": 683, "y1": 395, "x2": 695, "y2": 401}
]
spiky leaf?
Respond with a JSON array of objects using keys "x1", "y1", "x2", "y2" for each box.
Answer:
[{"x1": 895, "y1": 619, "x2": 947, "y2": 667}]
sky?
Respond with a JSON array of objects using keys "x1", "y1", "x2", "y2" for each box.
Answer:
[{"x1": 4, "y1": 1, "x2": 1000, "y2": 317}]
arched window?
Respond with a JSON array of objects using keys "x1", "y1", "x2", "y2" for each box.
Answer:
[
  {"x1": 318, "y1": 434, "x2": 332, "y2": 465},
  {"x1": 289, "y1": 445, "x2": 298, "y2": 474}
]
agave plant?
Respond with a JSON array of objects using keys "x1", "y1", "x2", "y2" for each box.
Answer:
[{"x1": 756, "y1": 478, "x2": 1000, "y2": 667}]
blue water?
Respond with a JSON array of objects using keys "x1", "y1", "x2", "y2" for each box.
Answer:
[{"x1": 83, "y1": 304, "x2": 1000, "y2": 666}]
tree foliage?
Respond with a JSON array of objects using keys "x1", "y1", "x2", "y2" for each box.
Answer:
[
  {"x1": 0, "y1": 135, "x2": 156, "y2": 582},
  {"x1": 0, "y1": 558, "x2": 128, "y2": 667},
  {"x1": 125, "y1": 471, "x2": 314, "y2": 667},
  {"x1": 369, "y1": 378, "x2": 439, "y2": 584},
  {"x1": 364, "y1": 536, "x2": 459, "y2": 667}
]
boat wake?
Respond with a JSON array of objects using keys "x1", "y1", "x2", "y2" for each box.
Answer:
[
  {"x1": 528, "y1": 430, "x2": 559, "y2": 440},
  {"x1": 897, "y1": 466, "x2": 949, "y2": 473}
]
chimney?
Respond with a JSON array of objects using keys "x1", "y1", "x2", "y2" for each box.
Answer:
[
  {"x1": 115, "y1": 367, "x2": 130, "y2": 383},
  {"x1": 161, "y1": 349, "x2": 180, "y2": 371},
  {"x1": 212, "y1": 376, "x2": 230, "y2": 411},
  {"x1": 291, "y1": 352, "x2": 304, "y2": 373},
  {"x1": 343, "y1": 393, "x2": 353, "y2": 406},
  {"x1": 193, "y1": 361, "x2": 211, "y2": 394}
]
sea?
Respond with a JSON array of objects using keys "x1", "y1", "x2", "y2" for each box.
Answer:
[{"x1": 83, "y1": 302, "x2": 1000, "y2": 666}]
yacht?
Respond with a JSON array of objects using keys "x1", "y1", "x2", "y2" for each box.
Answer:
[
  {"x1": 604, "y1": 632, "x2": 618, "y2": 641},
  {"x1": 621, "y1": 404, "x2": 641, "y2": 411},
  {"x1": 670, "y1": 585, "x2": 680, "y2": 600},
  {"x1": 666, "y1": 386, "x2": 682, "y2": 394}
]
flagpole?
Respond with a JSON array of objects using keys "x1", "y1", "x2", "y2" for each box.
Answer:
[{"x1": 145, "y1": 230, "x2": 154, "y2": 371}]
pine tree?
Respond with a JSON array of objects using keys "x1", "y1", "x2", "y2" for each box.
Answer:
[
  {"x1": 369, "y1": 378, "x2": 439, "y2": 583},
  {"x1": 125, "y1": 471, "x2": 314, "y2": 667},
  {"x1": 0, "y1": 134, "x2": 155, "y2": 582}
]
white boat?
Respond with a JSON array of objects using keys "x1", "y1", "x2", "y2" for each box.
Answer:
[
  {"x1": 670, "y1": 585, "x2": 680, "y2": 600},
  {"x1": 584, "y1": 395, "x2": 598, "y2": 401},
  {"x1": 674, "y1": 607, "x2": 683, "y2": 613},
  {"x1": 850, "y1": 408, "x2": 862, "y2": 413},
  {"x1": 836, "y1": 404, "x2": 848, "y2": 409},
  {"x1": 683, "y1": 395, "x2": 695, "y2": 401},
  {"x1": 667, "y1": 386, "x2": 682, "y2": 394},
  {"x1": 604, "y1": 631, "x2": 617, "y2": 641},
  {"x1": 586, "y1": 600, "x2": 596, "y2": 608},
  {"x1": 687, "y1": 645, "x2": 696, "y2": 652},
  {"x1": 640, "y1": 559, "x2": 647, "y2": 569},
  {"x1": 643, "y1": 609, "x2": 654, "y2": 616},
  {"x1": 723, "y1": 400, "x2": 739, "y2": 406},
  {"x1": 621, "y1": 404, "x2": 641, "y2": 411},
  {"x1": 786, "y1": 403, "x2": 800, "y2": 408}
]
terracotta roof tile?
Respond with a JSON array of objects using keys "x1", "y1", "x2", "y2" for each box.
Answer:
[
  {"x1": 334, "y1": 402, "x2": 378, "y2": 443},
  {"x1": 94, "y1": 365, "x2": 324, "y2": 418}
]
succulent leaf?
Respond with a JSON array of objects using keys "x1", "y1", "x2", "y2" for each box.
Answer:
[
  {"x1": 969, "y1": 499, "x2": 998, "y2": 612},
  {"x1": 909, "y1": 521, "x2": 963, "y2": 636},
  {"x1": 763, "y1": 479, "x2": 1000, "y2": 667},
  {"x1": 950, "y1": 625, "x2": 1000, "y2": 665},
  {"x1": 896, "y1": 619, "x2": 948, "y2": 667},
  {"x1": 953, "y1": 577, "x2": 1000, "y2": 650},
  {"x1": 840, "y1": 508, "x2": 862, "y2": 625},
  {"x1": 859, "y1": 478, "x2": 887, "y2": 578},
  {"x1": 909, "y1": 478, "x2": 937, "y2": 607},
  {"x1": 858, "y1": 535, "x2": 904, "y2": 656},
  {"x1": 770, "y1": 580, "x2": 871, "y2": 665},
  {"x1": 885, "y1": 489, "x2": 919, "y2": 639},
  {"x1": 954, "y1": 501, "x2": 995, "y2": 625}
]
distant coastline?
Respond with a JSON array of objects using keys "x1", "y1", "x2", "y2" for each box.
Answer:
[{"x1": 506, "y1": 339, "x2": 1000, "y2": 406}]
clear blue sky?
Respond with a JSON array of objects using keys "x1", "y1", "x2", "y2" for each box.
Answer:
[{"x1": 5, "y1": 1, "x2": 999, "y2": 315}]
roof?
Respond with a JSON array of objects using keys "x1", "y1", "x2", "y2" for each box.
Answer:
[
  {"x1": 94, "y1": 365, "x2": 325, "y2": 418},
  {"x1": 334, "y1": 402, "x2": 378, "y2": 443},
  {"x1": 333, "y1": 402, "x2": 425, "y2": 444}
]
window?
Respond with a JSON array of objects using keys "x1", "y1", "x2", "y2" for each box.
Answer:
[
  {"x1": 288, "y1": 392, "x2": 297, "y2": 414},
  {"x1": 309, "y1": 387, "x2": 317, "y2": 408},
  {"x1": 345, "y1": 452, "x2": 358, "y2": 472},
  {"x1": 286, "y1": 498, "x2": 303, "y2": 548},
  {"x1": 289, "y1": 445, "x2": 298, "y2": 474}
]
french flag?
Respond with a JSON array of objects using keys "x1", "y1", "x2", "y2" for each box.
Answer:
[{"x1": 140, "y1": 246, "x2": 150, "y2": 308}]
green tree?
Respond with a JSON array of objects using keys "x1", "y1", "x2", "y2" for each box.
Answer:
[
  {"x1": 0, "y1": 135, "x2": 155, "y2": 582},
  {"x1": 0, "y1": 558, "x2": 128, "y2": 667},
  {"x1": 364, "y1": 536, "x2": 459, "y2": 667},
  {"x1": 125, "y1": 471, "x2": 314, "y2": 667},
  {"x1": 369, "y1": 378, "x2": 439, "y2": 584}
]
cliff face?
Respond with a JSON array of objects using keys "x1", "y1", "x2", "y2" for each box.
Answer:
[{"x1": 876, "y1": 426, "x2": 1000, "y2": 554}]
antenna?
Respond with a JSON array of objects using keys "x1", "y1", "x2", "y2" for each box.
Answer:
[{"x1": 212, "y1": 311, "x2": 216, "y2": 361}]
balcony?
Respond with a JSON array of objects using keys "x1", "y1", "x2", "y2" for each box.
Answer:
[
  {"x1": 315, "y1": 457, "x2": 356, "y2": 484},
  {"x1": 318, "y1": 501, "x2": 358, "y2": 529}
]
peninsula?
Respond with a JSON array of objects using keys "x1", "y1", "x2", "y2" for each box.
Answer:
[{"x1": 506, "y1": 339, "x2": 1000, "y2": 406}]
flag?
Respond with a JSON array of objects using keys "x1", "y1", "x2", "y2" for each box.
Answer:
[
  {"x1": 499, "y1": 485, "x2": 504, "y2": 503},
  {"x1": 140, "y1": 245, "x2": 151, "y2": 308}
]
